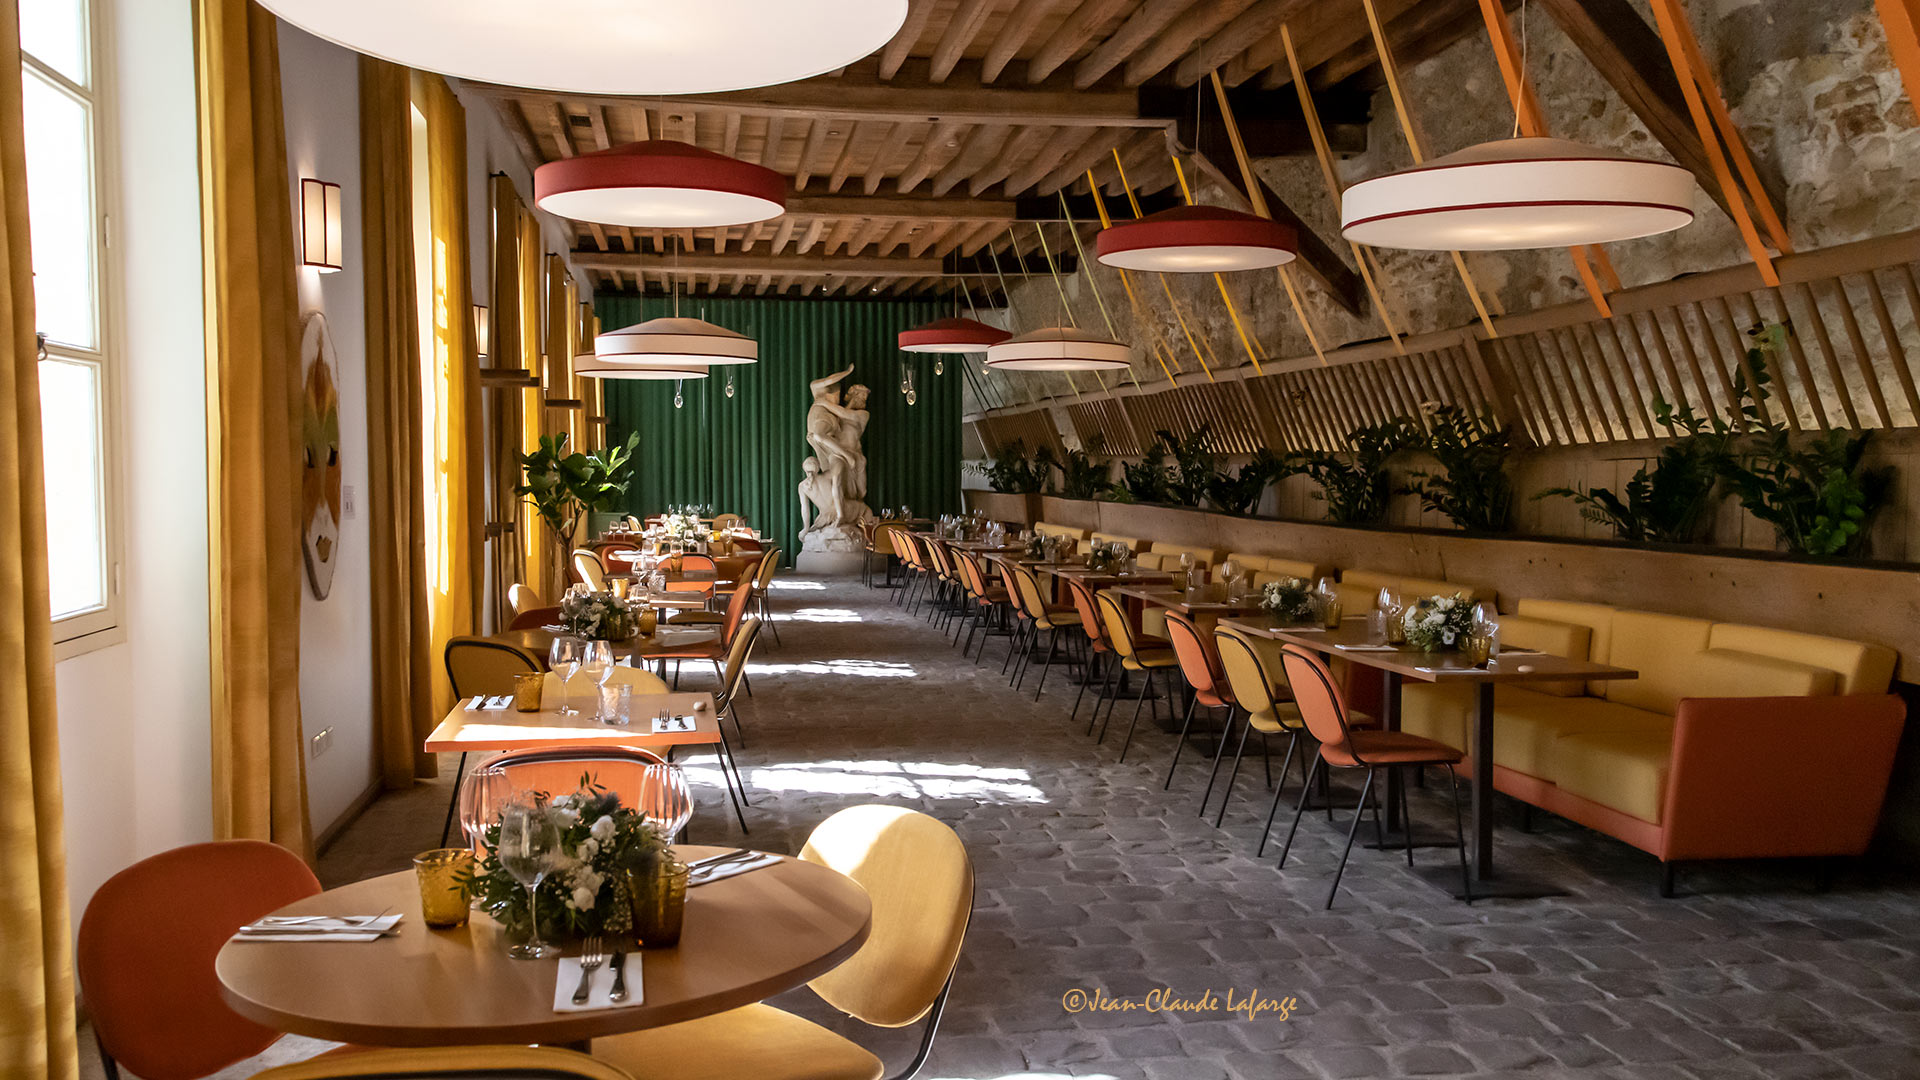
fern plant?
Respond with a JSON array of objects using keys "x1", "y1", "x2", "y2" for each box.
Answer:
[
  {"x1": 1400, "y1": 408, "x2": 1514, "y2": 532},
  {"x1": 1297, "y1": 420, "x2": 1418, "y2": 524},
  {"x1": 973, "y1": 439, "x2": 1055, "y2": 494},
  {"x1": 1207, "y1": 448, "x2": 1292, "y2": 516}
]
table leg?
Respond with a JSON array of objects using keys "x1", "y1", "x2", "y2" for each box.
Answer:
[
  {"x1": 1472, "y1": 681, "x2": 1494, "y2": 879},
  {"x1": 1364, "y1": 672, "x2": 1453, "y2": 850}
]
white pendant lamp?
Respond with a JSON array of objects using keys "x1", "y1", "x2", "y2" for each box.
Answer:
[
  {"x1": 897, "y1": 317, "x2": 1011, "y2": 354},
  {"x1": 985, "y1": 327, "x2": 1132, "y2": 372},
  {"x1": 253, "y1": 1, "x2": 909, "y2": 96},
  {"x1": 575, "y1": 356, "x2": 709, "y2": 381},
  {"x1": 594, "y1": 317, "x2": 758, "y2": 367},
  {"x1": 1096, "y1": 206, "x2": 1297, "y2": 272},
  {"x1": 536, "y1": 142, "x2": 786, "y2": 229},
  {"x1": 1341, "y1": 136, "x2": 1695, "y2": 251}
]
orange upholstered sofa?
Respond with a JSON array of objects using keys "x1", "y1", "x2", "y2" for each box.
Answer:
[{"x1": 1399, "y1": 600, "x2": 1907, "y2": 892}]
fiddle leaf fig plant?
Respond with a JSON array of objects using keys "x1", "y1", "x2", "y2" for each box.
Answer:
[{"x1": 518, "y1": 432, "x2": 640, "y2": 577}]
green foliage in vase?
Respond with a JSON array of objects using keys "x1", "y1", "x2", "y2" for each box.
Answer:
[
  {"x1": 1399, "y1": 408, "x2": 1514, "y2": 532},
  {"x1": 518, "y1": 432, "x2": 641, "y2": 574},
  {"x1": 1207, "y1": 448, "x2": 1293, "y2": 516},
  {"x1": 1296, "y1": 420, "x2": 1417, "y2": 524},
  {"x1": 1157, "y1": 427, "x2": 1218, "y2": 508},
  {"x1": 1059, "y1": 445, "x2": 1112, "y2": 500}
]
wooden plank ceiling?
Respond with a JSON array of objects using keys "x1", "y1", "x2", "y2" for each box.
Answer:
[{"x1": 474, "y1": 0, "x2": 1504, "y2": 302}]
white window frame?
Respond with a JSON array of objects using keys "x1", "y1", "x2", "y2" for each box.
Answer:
[{"x1": 26, "y1": 0, "x2": 127, "y2": 657}]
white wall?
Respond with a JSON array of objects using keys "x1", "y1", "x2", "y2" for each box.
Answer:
[
  {"x1": 279, "y1": 24, "x2": 378, "y2": 837},
  {"x1": 55, "y1": 0, "x2": 212, "y2": 916}
]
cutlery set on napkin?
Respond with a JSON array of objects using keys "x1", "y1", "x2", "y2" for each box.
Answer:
[
  {"x1": 553, "y1": 951, "x2": 638, "y2": 1012},
  {"x1": 465, "y1": 694, "x2": 514, "y2": 711},
  {"x1": 687, "y1": 847, "x2": 781, "y2": 886},
  {"x1": 232, "y1": 914, "x2": 403, "y2": 942},
  {"x1": 650, "y1": 714, "x2": 697, "y2": 733}
]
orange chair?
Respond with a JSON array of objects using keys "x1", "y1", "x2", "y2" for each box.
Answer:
[
  {"x1": 649, "y1": 578, "x2": 757, "y2": 689},
  {"x1": 471, "y1": 746, "x2": 705, "y2": 837},
  {"x1": 1162, "y1": 611, "x2": 1237, "y2": 805},
  {"x1": 78, "y1": 841, "x2": 324, "y2": 1080},
  {"x1": 442, "y1": 636, "x2": 544, "y2": 842},
  {"x1": 1063, "y1": 576, "x2": 1116, "y2": 729},
  {"x1": 955, "y1": 552, "x2": 1013, "y2": 662},
  {"x1": 1275, "y1": 645, "x2": 1471, "y2": 909}
]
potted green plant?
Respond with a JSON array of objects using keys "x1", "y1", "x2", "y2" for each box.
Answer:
[
  {"x1": 517, "y1": 432, "x2": 641, "y2": 583},
  {"x1": 1400, "y1": 408, "x2": 1514, "y2": 532}
]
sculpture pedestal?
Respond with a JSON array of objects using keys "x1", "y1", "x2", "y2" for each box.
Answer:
[{"x1": 796, "y1": 524, "x2": 868, "y2": 576}]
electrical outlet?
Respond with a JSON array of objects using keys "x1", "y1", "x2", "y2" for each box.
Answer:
[
  {"x1": 309, "y1": 726, "x2": 334, "y2": 758},
  {"x1": 342, "y1": 485, "x2": 357, "y2": 520}
]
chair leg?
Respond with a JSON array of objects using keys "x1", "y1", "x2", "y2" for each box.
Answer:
[
  {"x1": 1252, "y1": 732, "x2": 1301, "y2": 851},
  {"x1": 1448, "y1": 765, "x2": 1472, "y2": 904},
  {"x1": 1198, "y1": 706, "x2": 1240, "y2": 816},
  {"x1": 1033, "y1": 628, "x2": 1061, "y2": 700},
  {"x1": 1001, "y1": 620, "x2": 1023, "y2": 675},
  {"x1": 1211, "y1": 713, "x2": 1258, "y2": 827},
  {"x1": 1163, "y1": 694, "x2": 1201, "y2": 790},
  {"x1": 1117, "y1": 669, "x2": 1156, "y2": 762},
  {"x1": 1324, "y1": 768, "x2": 1377, "y2": 910},
  {"x1": 762, "y1": 595, "x2": 781, "y2": 645},
  {"x1": 713, "y1": 735, "x2": 750, "y2": 832},
  {"x1": 1400, "y1": 772, "x2": 1415, "y2": 867},
  {"x1": 1087, "y1": 656, "x2": 1118, "y2": 736},
  {"x1": 1274, "y1": 751, "x2": 1323, "y2": 865},
  {"x1": 438, "y1": 751, "x2": 470, "y2": 846}
]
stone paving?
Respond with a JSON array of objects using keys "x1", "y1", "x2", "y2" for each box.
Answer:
[{"x1": 305, "y1": 574, "x2": 1920, "y2": 1080}]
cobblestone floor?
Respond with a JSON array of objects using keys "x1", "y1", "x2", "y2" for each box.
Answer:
[{"x1": 305, "y1": 574, "x2": 1920, "y2": 1080}]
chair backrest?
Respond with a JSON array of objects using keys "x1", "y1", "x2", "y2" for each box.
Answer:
[
  {"x1": 445, "y1": 636, "x2": 544, "y2": 697},
  {"x1": 1279, "y1": 645, "x2": 1359, "y2": 755},
  {"x1": 871, "y1": 521, "x2": 908, "y2": 557},
  {"x1": 1094, "y1": 590, "x2": 1143, "y2": 661},
  {"x1": 955, "y1": 552, "x2": 990, "y2": 599},
  {"x1": 800, "y1": 806, "x2": 973, "y2": 1028},
  {"x1": 251, "y1": 1046, "x2": 632, "y2": 1080},
  {"x1": 753, "y1": 547, "x2": 781, "y2": 589},
  {"x1": 1163, "y1": 610, "x2": 1228, "y2": 702},
  {"x1": 477, "y1": 746, "x2": 678, "y2": 833},
  {"x1": 1215, "y1": 624, "x2": 1284, "y2": 717},
  {"x1": 925, "y1": 539, "x2": 956, "y2": 580},
  {"x1": 1064, "y1": 576, "x2": 1107, "y2": 647},
  {"x1": 720, "y1": 577, "x2": 758, "y2": 642},
  {"x1": 626, "y1": 515, "x2": 642, "y2": 531},
  {"x1": 542, "y1": 664, "x2": 668, "y2": 707},
  {"x1": 506, "y1": 605, "x2": 562, "y2": 631},
  {"x1": 78, "y1": 841, "x2": 322, "y2": 1080},
  {"x1": 721, "y1": 617, "x2": 763, "y2": 703},
  {"x1": 712, "y1": 512, "x2": 744, "y2": 532},
  {"x1": 507, "y1": 582, "x2": 544, "y2": 615},
  {"x1": 1010, "y1": 565, "x2": 1052, "y2": 620},
  {"x1": 572, "y1": 550, "x2": 606, "y2": 590},
  {"x1": 678, "y1": 552, "x2": 718, "y2": 574}
]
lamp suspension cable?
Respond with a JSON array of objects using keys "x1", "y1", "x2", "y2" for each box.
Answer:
[
  {"x1": 1087, "y1": 169, "x2": 1180, "y2": 383},
  {"x1": 1030, "y1": 222, "x2": 1111, "y2": 392},
  {"x1": 989, "y1": 235, "x2": 1080, "y2": 398},
  {"x1": 1111, "y1": 148, "x2": 1212, "y2": 379},
  {"x1": 1057, "y1": 188, "x2": 1141, "y2": 390}
]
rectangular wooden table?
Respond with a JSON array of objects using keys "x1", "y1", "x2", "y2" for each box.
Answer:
[
  {"x1": 1218, "y1": 615, "x2": 1638, "y2": 897},
  {"x1": 491, "y1": 626, "x2": 721, "y2": 670},
  {"x1": 1105, "y1": 584, "x2": 1267, "y2": 619},
  {"x1": 425, "y1": 690, "x2": 720, "y2": 754}
]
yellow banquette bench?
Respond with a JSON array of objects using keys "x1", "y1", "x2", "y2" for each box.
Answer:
[
  {"x1": 1034, "y1": 521, "x2": 1089, "y2": 542},
  {"x1": 1336, "y1": 570, "x2": 1486, "y2": 614},
  {"x1": 1400, "y1": 600, "x2": 1906, "y2": 884},
  {"x1": 1226, "y1": 552, "x2": 1323, "y2": 586},
  {"x1": 1087, "y1": 531, "x2": 1142, "y2": 552},
  {"x1": 1133, "y1": 542, "x2": 1217, "y2": 572}
]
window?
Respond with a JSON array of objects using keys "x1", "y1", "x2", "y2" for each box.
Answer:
[{"x1": 23, "y1": 0, "x2": 119, "y2": 645}]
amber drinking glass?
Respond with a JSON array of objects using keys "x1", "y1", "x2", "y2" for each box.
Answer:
[
  {"x1": 512, "y1": 671, "x2": 544, "y2": 713},
  {"x1": 628, "y1": 853, "x2": 689, "y2": 948},
  {"x1": 413, "y1": 848, "x2": 474, "y2": 928},
  {"x1": 1462, "y1": 631, "x2": 1495, "y2": 668}
]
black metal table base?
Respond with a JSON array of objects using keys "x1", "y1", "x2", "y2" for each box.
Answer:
[
  {"x1": 1362, "y1": 825, "x2": 1462, "y2": 851},
  {"x1": 1410, "y1": 863, "x2": 1570, "y2": 900}
]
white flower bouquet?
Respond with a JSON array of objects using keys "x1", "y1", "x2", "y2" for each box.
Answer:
[
  {"x1": 1260, "y1": 577, "x2": 1315, "y2": 623},
  {"x1": 469, "y1": 776, "x2": 668, "y2": 943},
  {"x1": 1402, "y1": 593, "x2": 1476, "y2": 652}
]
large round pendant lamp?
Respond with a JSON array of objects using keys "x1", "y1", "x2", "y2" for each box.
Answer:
[
  {"x1": 576, "y1": 357, "x2": 709, "y2": 381},
  {"x1": 1341, "y1": 136, "x2": 1695, "y2": 250},
  {"x1": 536, "y1": 142, "x2": 786, "y2": 229},
  {"x1": 1096, "y1": 206, "x2": 1297, "y2": 272},
  {"x1": 985, "y1": 327, "x2": 1132, "y2": 372},
  {"x1": 595, "y1": 317, "x2": 758, "y2": 366},
  {"x1": 253, "y1": 1, "x2": 909, "y2": 96},
  {"x1": 898, "y1": 317, "x2": 1011, "y2": 353}
]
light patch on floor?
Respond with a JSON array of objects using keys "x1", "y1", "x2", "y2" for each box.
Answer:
[
  {"x1": 744, "y1": 760, "x2": 1047, "y2": 803},
  {"x1": 745, "y1": 658, "x2": 915, "y2": 677},
  {"x1": 784, "y1": 607, "x2": 861, "y2": 623}
]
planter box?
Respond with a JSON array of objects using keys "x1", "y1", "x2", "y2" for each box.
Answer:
[{"x1": 963, "y1": 490, "x2": 1043, "y2": 525}]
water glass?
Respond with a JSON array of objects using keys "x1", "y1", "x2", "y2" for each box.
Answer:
[
  {"x1": 1462, "y1": 630, "x2": 1495, "y2": 668},
  {"x1": 637, "y1": 762, "x2": 694, "y2": 839},
  {"x1": 457, "y1": 763, "x2": 511, "y2": 854},
  {"x1": 412, "y1": 848, "x2": 474, "y2": 928},
  {"x1": 600, "y1": 683, "x2": 632, "y2": 726}
]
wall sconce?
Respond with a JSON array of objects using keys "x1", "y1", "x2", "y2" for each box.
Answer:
[
  {"x1": 300, "y1": 178, "x2": 343, "y2": 273},
  {"x1": 472, "y1": 305, "x2": 490, "y2": 359}
]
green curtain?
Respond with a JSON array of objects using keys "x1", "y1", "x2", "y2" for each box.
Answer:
[{"x1": 596, "y1": 296, "x2": 963, "y2": 557}]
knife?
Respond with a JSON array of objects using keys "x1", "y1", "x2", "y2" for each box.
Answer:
[{"x1": 608, "y1": 951, "x2": 628, "y2": 1002}]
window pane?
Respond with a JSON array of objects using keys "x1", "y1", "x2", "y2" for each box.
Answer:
[
  {"x1": 39, "y1": 356, "x2": 107, "y2": 620},
  {"x1": 20, "y1": 0, "x2": 88, "y2": 86},
  {"x1": 22, "y1": 69, "x2": 97, "y2": 350}
]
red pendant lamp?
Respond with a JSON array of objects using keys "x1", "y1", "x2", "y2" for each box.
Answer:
[
  {"x1": 1096, "y1": 205, "x2": 1297, "y2": 272},
  {"x1": 897, "y1": 317, "x2": 1011, "y2": 353},
  {"x1": 536, "y1": 141, "x2": 786, "y2": 229}
]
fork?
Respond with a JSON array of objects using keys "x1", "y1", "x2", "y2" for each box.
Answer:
[{"x1": 572, "y1": 937, "x2": 607, "y2": 1005}]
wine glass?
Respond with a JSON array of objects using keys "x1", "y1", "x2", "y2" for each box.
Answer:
[
  {"x1": 548, "y1": 636, "x2": 586, "y2": 716},
  {"x1": 457, "y1": 764, "x2": 510, "y2": 856},
  {"x1": 497, "y1": 798, "x2": 561, "y2": 959},
  {"x1": 638, "y1": 763, "x2": 694, "y2": 840},
  {"x1": 580, "y1": 641, "x2": 615, "y2": 719}
]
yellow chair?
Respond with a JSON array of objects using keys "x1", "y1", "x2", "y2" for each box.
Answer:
[
  {"x1": 255, "y1": 1046, "x2": 632, "y2": 1080},
  {"x1": 1214, "y1": 626, "x2": 1311, "y2": 843},
  {"x1": 1008, "y1": 564, "x2": 1081, "y2": 699},
  {"x1": 440, "y1": 635, "x2": 544, "y2": 846},
  {"x1": 592, "y1": 805, "x2": 973, "y2": 1080},
  {"x1": 626, "y1": 514, "x2": 643, "y2": 531},
  {"x1": 508, "y1": 582, "x2": 544, "y2": 616},
  {"x1": 712, "y1": 512, "x2": 744, "y2": 533},
  {"x1": 1093, "y1": 590, "x2": 1178, "y2": 761},
  {"x1": 573, "y1": 548, "x2": 608, "y2": 590}
]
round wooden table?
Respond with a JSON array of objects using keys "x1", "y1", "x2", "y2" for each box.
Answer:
[{"x1": 215, "y1": 847, "x2": 871, "y2": 1046}]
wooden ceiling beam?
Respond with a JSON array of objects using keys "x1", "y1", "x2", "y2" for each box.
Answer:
[
  {"x1": 1173, "y1": 0, "x2": 1317, "y2": 85},
  {"x1": 1073, "y1": 0, "x2": 1199, "y2": 89},
  {"x1": 895, "y1": 120, "x2": 965, "y2": 192},
  {"x1": 1029, "y1": 0, "x2": 1132, "y2": 83},
  {"x1": 571, "y1": 248, "x2": 1074, "y2": 278},
  {"x1": 1225, "y1": 0, "x2": 1421, "y2": 88},
  {"x1": 1536, "y1": 0, "x2": 1781, "y2": 224},
  {"x1": 967, "y1": 125, "x2": 1059, "y2": 195},
  {"x1": 1125, "y1": 0, "x2": 1264, "y2": 86},
  {"x1": 1150, "y1": 82, "x2": 1369, "y2": 157},
  {"x1": 930, "y1": 0, "x2": 1002, "y2": 83},
  {"x1": 787, "y1": 189, "x2": 1023, "y2": 221},
  {"x1": 878, "y1": 0, "x2": 939, "y2": 80},
  {"x1": 931, "y1": 123, "x2": 1013, "y2": 195},
  {"x1": 792, "y1": 119, "x2": 830, "y2": 188},
  {"x1": 862, "y1": 121, "x2": 922, "y2": 194},
  {"x1": 981, "y1": 0, "x2": 1064, "y2": 82}
]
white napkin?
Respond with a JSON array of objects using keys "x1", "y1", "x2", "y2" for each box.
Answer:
[
  {"x1": 465, "y1": 695, "x2": 511, "y2": 711},
  {"x1": 1277, "y1": 626, "x2": 1326, "y2": 633},
  {"x1": 688, "y1": 853, "x2": 780, "y2": 887},
  {"x1": 650, "y1": 714, "x2": 696, "y2": 734},
  {"x1": 1335, "y1": 643, "x2": 1399, "y2": 652},
  {"x1": 233, "y1": 914, "x2": 403, "y2": 942},
  {"x1": 552, "y1": 953, "x2": 641, "y2": 1012}
]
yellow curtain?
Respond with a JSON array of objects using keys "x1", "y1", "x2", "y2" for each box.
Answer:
[
  {"x1": 517, "y1": 208, "x2": 550, "y2": 594},
  {"x1": 578, "y1": 301, "x2": 602, "y2": 451},
  {"x1": 360, "y1": 56, "x2": 435, "y2": 787},
  {"x1": 544, "y1": 253, "x2": 576, "y2": 452},
  {"x1": 0, "y1": 2, "x2": 80, "y2": 1074},
  {"x1": 412, "y1": 72, "x2": 483, "y2": 717},
  {"x1": 484, "y1": 174, "x2": 526, "y2": 627},
  {"x1": 195, "y1": 0, "x2": 312, "y2": 857}
]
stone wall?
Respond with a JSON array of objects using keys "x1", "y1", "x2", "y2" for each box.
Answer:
[{"x1": 967, "y1": 0, "x2": 1920, "y2": 415}]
